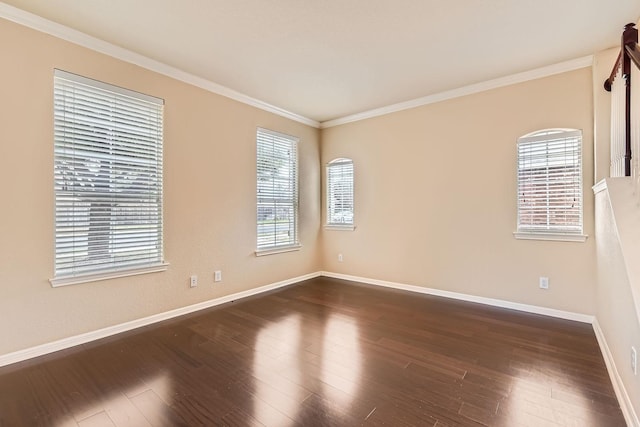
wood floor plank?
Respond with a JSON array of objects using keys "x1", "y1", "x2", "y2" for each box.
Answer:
[
  {"x1": 0, "y1": 277, "x2": 626, "y2": 426},
  {"x1": 76, "y1": 412, "x2": 116, "y2": 427},
  {"x1": 129, "y1": 389, "x2": 188, "y2": 427},
  {"x1": 101, "y1": 392, "x2": 152, "y2": 427}
]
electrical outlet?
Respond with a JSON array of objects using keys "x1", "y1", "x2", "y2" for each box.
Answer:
[
  {"x1": 338, "y1": 253, "x2": 343, "y2": 262},
  {"x1": 539, "y1": 276, "x2": 549, "y2": 289},
  {"x1": 214, "y1": 270, "x2": 222, "y2": 282},
  {"x1": 190, "y1": 275, "x2": 198, "y2": 288},
  {"x1": 632, "y1": 347, "x2": 637, "y2": 375}
]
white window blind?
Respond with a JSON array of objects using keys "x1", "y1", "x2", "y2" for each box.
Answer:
[
  {"x1": 256, "y1": 128, "x2": 299, "y2": 252},
  {"x1": 53, "y1": 69, "x2": 164, "y2": 281},
  {"x1": 327, "y1": 158, "x2": 354, "y2": 225},
  {"x1": 517, "y1": 129, "x2": 582, "y2": 235}
]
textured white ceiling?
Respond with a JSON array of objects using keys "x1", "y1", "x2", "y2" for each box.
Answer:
[{"x1": 3, "y1": 0, "x2": 640, "y2": 123}]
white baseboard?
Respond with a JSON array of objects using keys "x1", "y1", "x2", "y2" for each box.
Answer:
[
  {"x1": 592, "y1": 318, "x2": 639, "y2": 427},
  {"x1": 0, "y1": 271, "x2": 322, "y2": 368},
  {"x1": 321, "y1": 271, "x2": 594, "y2": 323}
]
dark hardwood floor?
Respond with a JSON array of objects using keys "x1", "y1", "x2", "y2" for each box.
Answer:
[{"x1": 0, "y1": 277, "x2": 626, "y2": 426}]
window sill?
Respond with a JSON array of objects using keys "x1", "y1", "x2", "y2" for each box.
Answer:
[
  {"x1": 255, "y1": 244, "x2": 302, "y2": 257},
  {"x1": 324, "y1": 224, "x2": 356, "y2": 231},
  {"x1": 50, "y1": 263, "x2": 169, "y2": 287},
  {"x1": 513, "y1": 231, "x2": 588, "y2": 243}
]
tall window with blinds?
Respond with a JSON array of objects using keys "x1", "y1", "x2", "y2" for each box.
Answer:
[
  {"x1": 516, "y1": 129, "x2": 583, "y2": 239},
  {"x1": 53, "y1": 70, "x2": 164, "y2": 284},
  {"x1": 256, "y1": 128, "x2": 300, "y2": 253},
  {"x1": 326, "y1": 158, "x2": 354, "y2": 227}
]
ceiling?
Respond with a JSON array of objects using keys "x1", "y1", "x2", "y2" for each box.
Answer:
[{"x1": 3, "y1": 0, "x2": 640, "y2": 124}]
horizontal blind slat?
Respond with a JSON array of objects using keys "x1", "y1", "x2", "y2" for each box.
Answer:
[
  {"x1": 256, "y1": 128, "x2": 299, "y2": 251},
  {"x1": 54, "y1": 71, "x2": 164, "y2": 279},
  {"x1": 327, "y1": 158, "x2": 354, "y2": 225},
  {"x1": 516, "y1": 129, "x2": 583, "y2": 232}
]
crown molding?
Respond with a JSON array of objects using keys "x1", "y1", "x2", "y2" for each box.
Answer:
[
  {"x1": 0, "y1": 2, "x2": 595, "y2": 131},
  {"x1": 321, "y1": 55, "x2": 594, "y2": 129},
  {"x1": 0, "y1": 3, "x2": 320, "y2": 128}
]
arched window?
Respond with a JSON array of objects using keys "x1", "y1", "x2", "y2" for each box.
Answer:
[
  {"x1": 515, "y1": 129, "x2": 585, "y2": 241},
  {"x1": 326, "y1": 158, "x2": 354, "y2": 228}
]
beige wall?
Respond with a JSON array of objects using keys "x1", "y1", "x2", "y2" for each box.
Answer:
[
  {"x1": 595, "y1": 183, "x2": 640, "y2": 420},
  {"x1": 0, "y1": 16, "x2": 606, "y2": 358},
  {"x1": 321, "y1": 68, "x2": 597, "y2": 315},
  {"x1": 0, "y1": 18, "x2": 321, "y2": 355},
  {"x1": 592, "y1": 26, "x2": 640, "y2": 420}
]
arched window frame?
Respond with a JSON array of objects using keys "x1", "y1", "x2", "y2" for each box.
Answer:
[{"x1": 514, "y1": 128, "x2": 587, "y2": 242}]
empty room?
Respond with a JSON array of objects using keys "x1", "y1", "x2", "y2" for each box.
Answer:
[{"x1": 1, "y1": 1, "x2": 640, "y2": 426}]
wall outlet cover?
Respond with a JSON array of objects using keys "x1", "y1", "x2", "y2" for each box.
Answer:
[{"x1": 539, "y1": 277, "x2": 549, "y2": 289}]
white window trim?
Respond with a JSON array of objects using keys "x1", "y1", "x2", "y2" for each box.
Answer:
[
  {"x1": 52, "y1": 69, "x2": 165, "y2": 283},
  {"x1": 255, "y1": 244, "x2": 302, "y2": 257},
  {"x1": 324, "y1": 224, "x2": 356, "y2": 231},
  {"x1": 256, "y1": 128, "x2": 300, "y2": 253},
  {"x1": 326, "y1": 157, "x2": 355, "y2": 228},
  {"x1": 515, "y1": 129, "x2": 584, "y2": 242},
  {"x1": 513, "y1": 231, "x2": 588, "y2": 243},
  {"x1": 50, "y1": 263, "x2": 169, "y2": 287}
]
